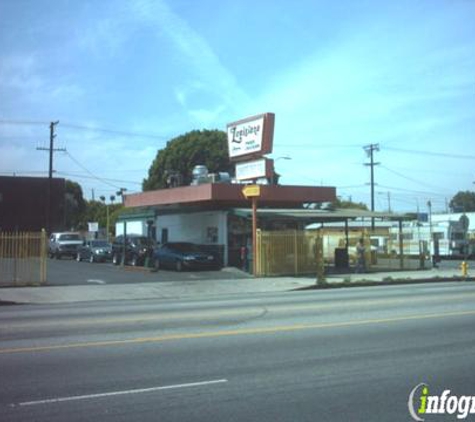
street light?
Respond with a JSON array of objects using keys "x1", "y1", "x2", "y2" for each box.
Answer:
[
  {"x1": 99, "y1": 195, "x2": 112, "y2": 242},
  {"x1": 116, "y1": 188, "x2": 127, "y2": 204},
  {"x1": 271, "y1": 156, "x2": 292, "y2": 185}
]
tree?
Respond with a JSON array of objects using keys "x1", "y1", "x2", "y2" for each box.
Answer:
[
  {"x1": 64, "y1": 180, "x2": 87, "y2": 230},
  {"x1": 449, "y1": 191, "x2": 475, "y2": 212},
  {"x1": 332, "y1": 198, "x2": 368, "y2": 211},
  {"x1": 142, "y1": 130, "x2": 233, "y2": 191}
]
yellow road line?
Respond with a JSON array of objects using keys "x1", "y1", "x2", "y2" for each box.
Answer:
[{"x1": 1, "y1": 309, "x2": 475, "y2": 355}]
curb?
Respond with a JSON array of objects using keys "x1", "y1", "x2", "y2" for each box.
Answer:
[{"x1": 295, "y1": 276, "x2": 475, "y2": 291}]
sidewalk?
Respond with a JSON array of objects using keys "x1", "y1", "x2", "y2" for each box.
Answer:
[{"x1": 0, "y1": 267, "x2": 472, "y2": 305}]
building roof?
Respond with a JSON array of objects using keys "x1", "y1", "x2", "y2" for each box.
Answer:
[
  {"x1": 230, "y1": 208, "x2": 410, "y2": 223},
  {"x1": 124, "y1": 183, "x2": 336, "y2": 209}
]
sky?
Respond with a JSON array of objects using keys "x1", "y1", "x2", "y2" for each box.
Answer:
[{"x1": 0, "y1": 0, "x2": 474, "y2": 213}]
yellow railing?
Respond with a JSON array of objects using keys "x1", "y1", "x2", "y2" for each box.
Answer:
[
  {"x1": 0, "y1": 230, "x2": 47, "y2": 286},
  {"x1": 255, "y1": 228, "x2": 423, "y2": 276},
  {"x1": 256, "y1": 230, "x2": 320, "y2": 276}
]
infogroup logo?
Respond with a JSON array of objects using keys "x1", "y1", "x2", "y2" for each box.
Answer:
[{"x1": 408, "y1": 383, "x2": 475, "y2": 421}]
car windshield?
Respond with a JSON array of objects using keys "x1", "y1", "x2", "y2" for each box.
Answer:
[
  {"x1": 59, "y1": 234, "x2": 81, "y2": 241},
  {"x1": 167, "y1": 243, "x2": 202, "y2": 253},
  {"x1": 91, "y1": 240, "x2": 109, "y2": 247}
]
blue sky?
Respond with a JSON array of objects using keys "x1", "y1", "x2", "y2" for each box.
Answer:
[{"x1": 0, "y1": 0, "x2": 474, "y2": 212}]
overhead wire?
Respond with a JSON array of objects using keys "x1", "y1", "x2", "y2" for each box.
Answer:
[
  {"x1": 60, "y1": 122, "x2": 170, "y2": 141},
  {"x1": 0, "y1": 119, "x2": 49, "y2": 126},
  {"x1": 63, "y1": 150, "x2": 123, "y2": 190},
  {"x1": 379, "y1": 165, "x2": 442, "y2": 190},
  {"x1": 55, "y1": 171, "x2": 142, "y2": 186},
  {"x1": 383, "y1": 146, "x2": 475, "y2": 160}
]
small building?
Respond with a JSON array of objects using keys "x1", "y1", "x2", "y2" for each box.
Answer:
[
  {"x1": 0, "y1": 176, "x2": 65, "y2": 232},
  {"x1": 117, "y1": 183, "x2": 337, "y2": 267}
]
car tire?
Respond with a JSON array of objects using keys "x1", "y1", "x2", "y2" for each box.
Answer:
[
  {"x1": 76, "y1": 253, "x2": 81, "y2": 262},
  {"x1": 89, "y1": 254, "x2": 95, "y2": 263},
  {"x1": 55, "y1": 251, "x2": 61, "y2": 260},
  {"x1": 175, "y1": 260, "x2": 183, "y2": 272},
  {"x1": 130, "y1": 255, "x2": 138, "y2": 267},
  {"x1": 152, "y1": 258, "x2": 160, "y2": 272},
  {"x1": 112, "y1": 253, "x2": 120, "y2": 265}
]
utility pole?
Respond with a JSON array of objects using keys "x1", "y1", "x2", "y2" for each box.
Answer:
[
  {"x1": 37, "y1": 121, "x2": 64, "y2": 232},
  {"x1": 364, "y1": 143, "x2": 380, "y2": 231}
]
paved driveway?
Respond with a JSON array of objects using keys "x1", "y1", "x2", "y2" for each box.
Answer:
[{"x1": 45, "y1": 257, "x2": 251, "y2": 286}]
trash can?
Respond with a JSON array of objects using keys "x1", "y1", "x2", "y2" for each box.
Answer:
[{"x1": 334, "y1": 248, "x2": 349, "y2": 269}]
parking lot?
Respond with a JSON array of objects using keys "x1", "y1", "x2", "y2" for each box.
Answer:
[{"x1": 45, "y1": 257, "x2": 251, "y2": 286}]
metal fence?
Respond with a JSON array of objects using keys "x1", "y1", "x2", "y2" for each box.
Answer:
[
  {"x1": 318, "y1": 228, "x2": 425, "y2": 269},
  {"x1": 0, "y1": 230, "x2": 47, "y2": 286},
  {"x1": 256, "y1": 230, "x2": 321, "y2": 276},
  {"x1": 255, "y1": 228, "x2": 425, "y2": 277}
]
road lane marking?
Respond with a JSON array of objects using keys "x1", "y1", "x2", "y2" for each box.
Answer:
[
  {"x1": 87, "y1": 279, "x2": 106, "y2": 284},
  {"x1": 1, "y1": 309, "x2": 475, "y2": 355},
  {"x1": 14, "y1": 379, "x2": 228, "y2": 407},
  {"x1": 3, "y1": 291, "x2": 475, "y2": 330}
]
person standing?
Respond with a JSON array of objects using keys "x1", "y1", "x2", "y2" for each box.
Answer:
[{"x1": 355, "y1": 238, "x2": 366, "y2": 273}]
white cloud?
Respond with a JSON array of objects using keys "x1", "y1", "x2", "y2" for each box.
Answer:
[
  {"x1": 0, "y1": 54, "x2": 44, "y2": 93},
  {"x1": 128, "y1": 0, "x2": 250, "y2": 126}
]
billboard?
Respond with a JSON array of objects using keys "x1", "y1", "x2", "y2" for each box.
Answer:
[{"x1": 227, "y1": 113, "x2": 275, "y2": 161}]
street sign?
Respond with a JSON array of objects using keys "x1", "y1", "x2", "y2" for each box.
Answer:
[{"x1": 242, "y1": 185, "x2": 261, "y2": 198}]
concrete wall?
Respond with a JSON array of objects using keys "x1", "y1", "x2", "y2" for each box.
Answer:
[
  {"x1": 156, "y1": 211, "x2": 228, "y2": 264},
  {"x1": 156, "y1": 211, "x2": 226, "y2": 243}
]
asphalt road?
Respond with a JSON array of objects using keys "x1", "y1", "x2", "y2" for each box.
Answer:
[
  {"x1": 45, "y1": 257, "x2": 250, "y2": 286},
  {"x1": 1, "y1": 282, "x2": 475, "y2": 421}
]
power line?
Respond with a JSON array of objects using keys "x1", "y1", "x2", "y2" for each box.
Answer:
[
  {"x1": 0, "y1": 119, "x2": 49, "y2": 126},
  {"x1": 55, "y1": 171, "x2": 142, "y2": 186},
  {"x1": 60, "y1": 122, "x2": 169, "y2": 140},
  {"x1": 277, "y1": 143, "x2": 361, "y2": 149},
  {"x1": 380, "y1": 165, "x2": 442, "y2": 190},
  {"x1": 63, "y1": 150, "x2": 123, "y2": 190},
  {"x1": 377, "y1": 184, "x2": 451, "y2": 198},
  {"x1": 383, "y1": 146, "x2": 475, "y2": 160},
  {"x1": 0, "y1": 119, "x2": 170, "y2": 141}
]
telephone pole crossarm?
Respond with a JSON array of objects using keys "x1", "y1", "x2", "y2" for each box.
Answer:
[
  {"x1": 363, "y1": 143, "x2": 380, "y2": 231},
  {"x1": 36, "y1": 121, "x2": 65, "y2": 232}
]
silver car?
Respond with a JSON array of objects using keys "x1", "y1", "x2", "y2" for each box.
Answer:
[{"x1": 49, "y1": 232, "x2": 84, "y2": 259}]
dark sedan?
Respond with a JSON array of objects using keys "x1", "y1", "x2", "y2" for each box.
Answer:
[
  {"x1": 76, "y1": 240, "x2": 112, "y2": 263},
  {"x1": 152, "y1": 242, "x2": 221, "y2": 271}
]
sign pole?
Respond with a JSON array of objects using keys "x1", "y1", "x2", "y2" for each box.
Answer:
[
  {"x1": 252, "y1": 196, "x2": 257, "y2": 276},
  {"x1": 242, "y1": 184, "x2": 261, "y2": 277}
]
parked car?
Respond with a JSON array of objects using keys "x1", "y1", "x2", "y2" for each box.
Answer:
[
  {"x1": 76, "y1": 239, "x2": 112, "y2": 263},
  {"x1": 111, "y1": 235, "x2": 155, "y2": 266},
  {"x1": 152, "y1": 242, "x2": 221, "y2": 271},
  {"x1": 49, "y1": 232, "x2": 83, "y2": 259}
]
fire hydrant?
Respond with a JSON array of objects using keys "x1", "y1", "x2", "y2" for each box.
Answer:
[{"x1": 460, "y1": 261, "x2": 468, "y2": 278}]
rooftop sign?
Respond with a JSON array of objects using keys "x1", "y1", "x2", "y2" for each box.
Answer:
[
  {"x1": 235, "y1": 158, "x2": 273, "y2": 181},
  {"x1": 227, "y1": 113, "x2": 275, "y2": 161}
]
